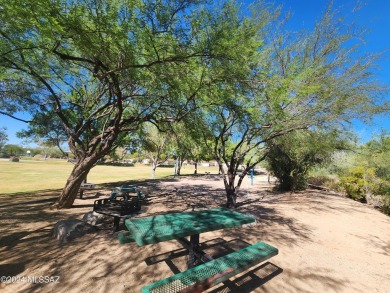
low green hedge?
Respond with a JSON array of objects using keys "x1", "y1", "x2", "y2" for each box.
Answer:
[{"x1": 97, "y1": 162, "x2": 134, "y2": 167}]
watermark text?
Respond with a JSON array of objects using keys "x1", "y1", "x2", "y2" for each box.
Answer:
[{"x1": 1, "y1": 275, "x2": 60, "y2": 284}]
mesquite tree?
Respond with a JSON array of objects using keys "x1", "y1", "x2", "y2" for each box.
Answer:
[
  {"x1": 0, "y1": 0, "x2": 259, "y2": 208},
  {"x1": 200, "y1": 5, "x2": 387, "y2": 208},
  {"x1": 201, "y1": 101, "x2": 298, "y2": 208},
  {"x1": 139, "y1": 122, "x2": 174, "y2": 179}
]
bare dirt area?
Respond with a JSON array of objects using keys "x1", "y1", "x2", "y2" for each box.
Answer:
[{"x1": 0, "y1": 175, "x2": 389, "y2": 293}]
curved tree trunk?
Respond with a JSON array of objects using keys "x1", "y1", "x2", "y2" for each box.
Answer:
[
  {"x1": 55, "y1": 125, "x2": 120, "y2": 209},
  {"x1": 55, "y1": 157, "x2": 97, "y2": 208}
]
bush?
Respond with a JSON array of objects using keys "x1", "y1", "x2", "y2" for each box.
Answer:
[
  {"x1": 308, "y1": 175, "x2": 341, "y2": 191},
  {"x1": 266, "y1": 130, "x2": 344, "y2": 192},
  {"x1": 376, "y1": 183, "x2": 390, "y2": 196},
  {"x1": 340, "y1": 166, "x2": 377, "y2": 202},
  {"x1": 308, "y1": 175, "x2": 329, "y2": 186},
  {"x1": 375, "y1": 166, "x2": 390, "y2": 181},
  {"x1": 340, "y1": 175, "x2": 365, "y2": 201},
  {"x1": 159, "y1": 164, "x2": 175, "y2": 168},
  {"x1": 9, "y1": 156, "x2": 20, "y2": 162},
  {"x1": 266, "y1": 144, "x2": 308, "y2": 191},
  {"x1": 380, "y1": 195, "x2": 390, "y2": 215},
  {"x1": 373, "y1": 183, "x2": 390, "y2": 215},
  {"x1": 97, "y1": 161, "x2": 134, "y2": 167}
]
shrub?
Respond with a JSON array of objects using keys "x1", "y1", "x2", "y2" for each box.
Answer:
[
  {"x1": 158, "y1": 164, "x2": 175, "y2": 168},
  {"x1": 266, "y1": 130, "x2": 346, "y2": 192},
  {"x1": 308, "y1": 175, "x2": 329, "y2": 186},
  {"x1": 375, "y1": 166, "x2": 390, "y2": 181},
  {"x1": 376, "y1": 183, "x2": 390, "y2": 196},
  {"x1": 374, "y1": 183, "x2": 390, "y2": 215},
  {"x1": 97, "y1": 161, "x2": 134, "y2": 167},
  {"x1": 340, "y1": 175, "x2": 365, "y2": 201},
  {"x1": 308, "y1": 175, "x2": 341, "y2": 191},
  {"x1": 380, "y1": 195, "x2": 390, "y2": 215},
  {"x1": 340, "y1": 166, "x2": 376, "y2": 202},
  {"x1": 9, "y1": 156, "x2": 20, "y2": 162},
  {"x1": 266, "y1": 144, "x2": 308, "y2": 191}
]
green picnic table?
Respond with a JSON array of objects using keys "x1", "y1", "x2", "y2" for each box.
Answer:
[
  {"x1": 123, "y1": 207, "x2": 255, "y2": 247},
  {"x1": 118, "y1": 208, "x2": 278, "y2": 292}
]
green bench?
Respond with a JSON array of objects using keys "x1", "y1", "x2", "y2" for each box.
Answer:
[{"x1": 141, "y1": 241, "x2": 278, "y2": 293}]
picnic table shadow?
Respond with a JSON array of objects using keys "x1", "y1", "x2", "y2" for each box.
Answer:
[{"x1": 144, "y1": 237, "x2": 283, "y2": 292}]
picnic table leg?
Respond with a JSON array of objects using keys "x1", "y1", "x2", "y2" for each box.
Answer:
[
  {"x1": 79, "y1": 189, "x2": 84, "y2": 199},
  {"x1": 113, "y1": 216, "x2": 120, "y2": 232},
  {"x1": 188, "y1": 234, "x2": 200, "y2": 268},
  {"x1": 178, "y1": 237, "x2": 213, "y2": 268}
]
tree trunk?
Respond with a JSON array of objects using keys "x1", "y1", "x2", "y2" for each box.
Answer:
[
  {"x1": 194, "y1": 161, "x2": 198, "y2": 174},
  {"x1": 218, "y1": 163, "x2": 223, "y2": 175},
  {"x1": 55, "y1": 158, "x2": 96, "y2": 208},
  {"x1": 151, "y1": 162, "x2": 157, "y2": 179},
  {"x1": 176, "y1": 157, "x2": 182, "y2": 176},
  {"x1": 224, "y1": 170, "x2": 238, "y2": 208},
  {"x1": 225, "y1": 187, "x2": 237, "y2": 208}
]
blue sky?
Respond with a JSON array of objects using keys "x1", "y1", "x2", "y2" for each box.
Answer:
[
  {"x1": 1, "y1": 0, "x2": 389, "y2": 146},
  {"x1": 244, "y1": 0, "x2": 390, "y2": 141}
]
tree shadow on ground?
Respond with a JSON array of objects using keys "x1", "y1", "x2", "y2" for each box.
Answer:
[
  {"x1": 0, "y1": 176, "x2": 385, "y2": 293},
  {"x1": 208, "y1": 262, "x2": 282, "y2": 293},
  {"x1": 0, "y1": 197, "x2": 58, "y2": 208},
  {"x1": 280, "y1": 268, "x2": 349, "y2": 293},
  {"x1": 0, "y1": 189, "x2": 62, "y2": 198}
]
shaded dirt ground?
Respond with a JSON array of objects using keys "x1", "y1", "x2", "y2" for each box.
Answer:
[{"x1": 0, "y1": 175, "x2": 389, "y2": 293}]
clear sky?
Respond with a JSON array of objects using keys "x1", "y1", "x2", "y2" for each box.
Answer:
[
  {"x1": 242, "y1": 0, "x2": 390, "y2": 141},
  {"x1": 1, "y1": 0, "x2": 389, "y2": 146}
]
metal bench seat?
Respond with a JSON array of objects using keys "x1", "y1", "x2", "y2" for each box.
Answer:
[{"x1": 141, "y1": 241, "x2": 278, "y2": 293}]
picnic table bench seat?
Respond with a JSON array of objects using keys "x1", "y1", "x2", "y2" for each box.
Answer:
[
  {"x1": 141, "y1": 241, "x2": 278, "y2": 293},
  {"x1": 93, "y1": 198, "x2": 141, "y2": 231}
]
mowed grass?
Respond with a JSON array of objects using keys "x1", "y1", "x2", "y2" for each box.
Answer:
[{"x1": 0, "y1": 159, "x2": 218, "y2": 195}]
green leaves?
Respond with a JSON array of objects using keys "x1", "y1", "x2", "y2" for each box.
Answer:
[
  {"x1": 266, "y1": 129, "x2": 351, "y2": 191},
  {"x1": 1, "y1": 0, "x2": 388, "y2": 207}
]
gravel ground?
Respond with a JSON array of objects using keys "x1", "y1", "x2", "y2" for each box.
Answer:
[{"x1": 0, "y1": 174, "x2": 389, "y2": 293}]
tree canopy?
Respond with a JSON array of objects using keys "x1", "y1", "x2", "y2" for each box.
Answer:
[
  {"x1": 0, "y1": 0, "x2": 388, "y2": 208},
  {"x1": 193, "y1": 3, "x2": 387, "y2": 207},
  {"x1": 0, "y1": 0, "x2": 262, "y2": 208}
]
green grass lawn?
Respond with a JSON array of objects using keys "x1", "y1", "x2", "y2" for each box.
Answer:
[{"x1": 0, "y1": 159, "x2": 218, "y2": 195}]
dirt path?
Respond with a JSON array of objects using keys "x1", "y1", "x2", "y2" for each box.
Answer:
[{"x1": 0, "y1": 175, "x2": 389, "y2": 292}]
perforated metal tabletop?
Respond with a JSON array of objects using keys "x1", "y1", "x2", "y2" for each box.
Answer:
[{"x1": 125, "y1": 208, "x2": 256, "y2": 246}]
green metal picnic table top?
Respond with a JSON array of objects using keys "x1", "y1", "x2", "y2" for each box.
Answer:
[
  {"x1": 120, "y1": 185, "x2": 137, "y2": 192},
  {"x1": 124, "y1": 208, "x2": 256, "y2": 246}
]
